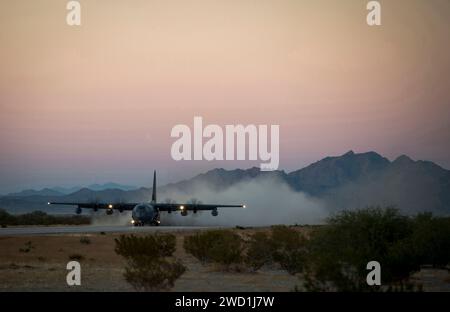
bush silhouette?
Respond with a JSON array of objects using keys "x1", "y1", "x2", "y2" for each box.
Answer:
[
  {"x1": 115, "y1": 234, "x2": 176, "y2": 259},
  {"x1": 184, "y1": 230, "x2": 244, "y2": 269},
  {"x1": 124, "y1": 258, "x2": 186, "y2": 291},
  {"x1": 244, "y1": 226, "x2": 307, "y2": 274},
  {"x1": 269, "y1": 225, "x2": 308, "y2": 274},
  {"x1": 79, "y1": 236, "x2": 91, "y2": 245},
  {"x1": 0, "y1": 209, "x2": 90, "y2": 226},
  {"x1": 245, "y1": 232, "x2": 274, "y2": 271},
  {"x1": 114, "y1": 234, "x2": 185, "y2": 291},
  {"x1": 69, "y1": 254, "x2": 84, "y2": 261},
  {"x1": 303, "y1": 207, "x2": 425, "y2": 291},
  {"x1": 408, "y1": 213, "x2": 450, "y2": 267}
]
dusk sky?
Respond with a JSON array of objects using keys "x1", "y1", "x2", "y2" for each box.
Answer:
[{"x1": 1, "y1": 0, "x2": 450, "y2": 193}]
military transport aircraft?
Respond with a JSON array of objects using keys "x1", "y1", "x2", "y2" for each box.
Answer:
[{"x1": 48, "y1": 171, "x2": 246, "y2": 226}]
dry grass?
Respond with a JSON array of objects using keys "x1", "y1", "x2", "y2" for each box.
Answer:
[
  {"x1": 0, "y1": 229, "x2": 300, "y2": 291},
  {"x1": 0, "y1": 227, "x2": 448, "y2": 292}
]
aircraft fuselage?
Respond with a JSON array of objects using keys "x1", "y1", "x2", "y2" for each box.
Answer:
[{"x1": 131, "y1": 203, "x2": 160, "y2": 226}]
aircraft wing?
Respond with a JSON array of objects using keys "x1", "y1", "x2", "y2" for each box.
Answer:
[
  {"x1": 154, "y1": 203, "x2": 246, "y2": 212},
  {"x1": 48, "y1": 202, "x2": 137, "y2": 211}
]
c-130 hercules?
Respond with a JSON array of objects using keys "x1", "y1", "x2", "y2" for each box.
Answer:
[{"x1": 48, "y1": 171, "x2": 246, "y2": 226}]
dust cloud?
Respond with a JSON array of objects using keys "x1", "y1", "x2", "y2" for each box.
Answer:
[
  {"x1": 90, "y1": 211, "x2": 133, "y2": 226},
  {"x1": 89, "y1": 175, "x2": 328, "y2": 227},
  {"x1": 161, "y1": 175, "x2": 327, "y2": 227}
]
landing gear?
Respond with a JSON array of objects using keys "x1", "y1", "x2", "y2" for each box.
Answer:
[{"x1": 132, "y1": 220, "x2": 160, "y2": 226}]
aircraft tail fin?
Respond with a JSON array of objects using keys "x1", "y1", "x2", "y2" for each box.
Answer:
[{"x1": 152, "y1": 170, "x2": 157, "y2": 203}]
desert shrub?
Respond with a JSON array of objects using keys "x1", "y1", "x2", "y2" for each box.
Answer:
[
  {"x1": 19, "y1": 241, "x2": 35, "y2": 253},
  {"x1": 0, "y1": 209, "x2": 90, "y2": 226},
  {"x1": 79, "y1": 236, "x2": 91, "y2": 245},
  {"x1": 245, "y1": 232, "x2": 274, "y2": 271},
  {"x1": 408, "y1": 213, "x2": 450, "y2": 267},
  {"x1": 114, "y1": 234, "x2": 185, "y2": 291},
  {"x1": 244, "y1": 226, "x2": 307, "y2": 273},
  {"x1": 270, "y1": 225, "x2": 308, "y2": 274},
  {"x1": 0, "y1": 209, "x2": 15, "y2": 225},
  {"x1": 18, "y1": 211, "x2": 52, "y2": 225},
  {"x1": 183, "y1": 232, "x2": 210, "y2": 263},
  {"x1": 124, "y1": 258, "x2": 186, "y2": 291},
  {"x1": 184, "y1": 230, "x2": 244, "y2": 268},
  {"x1": 69, "y1": 254, "x2": 84, "y2": 261},
  {"x1": 115, "y1": 234, "x2": 176, "y2": 259},
  {"x1": 303, "y1": 207, "x2": 418, "y2": 291},
  {"x1": 236, "y1": 225, "x2": 252, "y2": 230}
]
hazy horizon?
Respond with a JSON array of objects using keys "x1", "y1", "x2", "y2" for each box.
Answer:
[
  {"x1": 2, "y1": 149, "x2": 447, "y2": 194},
  {"x1": 1, "y1": 0, "x2": 450, "y2": 193}
]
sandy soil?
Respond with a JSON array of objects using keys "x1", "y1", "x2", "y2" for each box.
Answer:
[{"x1": 0, "y1": 228, "x2": 449, "y2": 292}]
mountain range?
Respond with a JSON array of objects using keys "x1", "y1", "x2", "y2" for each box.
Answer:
[
  {"x1": 1, "y1": 151, "x2": 449, "y2": 215},
  {"x1": 5, "y1": 183, "x2": 138, "y2": 197}
]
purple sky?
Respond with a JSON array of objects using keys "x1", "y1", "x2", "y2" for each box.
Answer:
[{"x1": 1, "y1": 0, "x2": 450, "y2": 193}]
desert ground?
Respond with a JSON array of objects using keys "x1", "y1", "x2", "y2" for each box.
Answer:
[{"x1": 0, "y1": 227, "x2": 449, "y2": 292}]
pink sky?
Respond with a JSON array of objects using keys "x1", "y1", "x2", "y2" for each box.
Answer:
[{"x1": 1, "y1": 0, "x2": 450, "y2": 193}]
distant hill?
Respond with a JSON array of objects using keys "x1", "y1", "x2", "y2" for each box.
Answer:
[
  {"x1": 317, "y1": 154, "x2": 450, "y2": 215},
  {"x1": 1, "y1": 151, "x2": 449, "y2": 215},
  {"x1": 6, "y1": 183, "x2": 138, "y2": 197},
  {"x1": 286, "y1": 151, "x2": 391, "y2": 195},
  {"x1": 286, "y1": 151, "x2": 450, "y2": 214},
  {"x1": 6, "y1": 188, "x2": 65, "y2": 197},
  {"x1": 84, "y1": 183, "x2": 138, "y2": 192}
]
